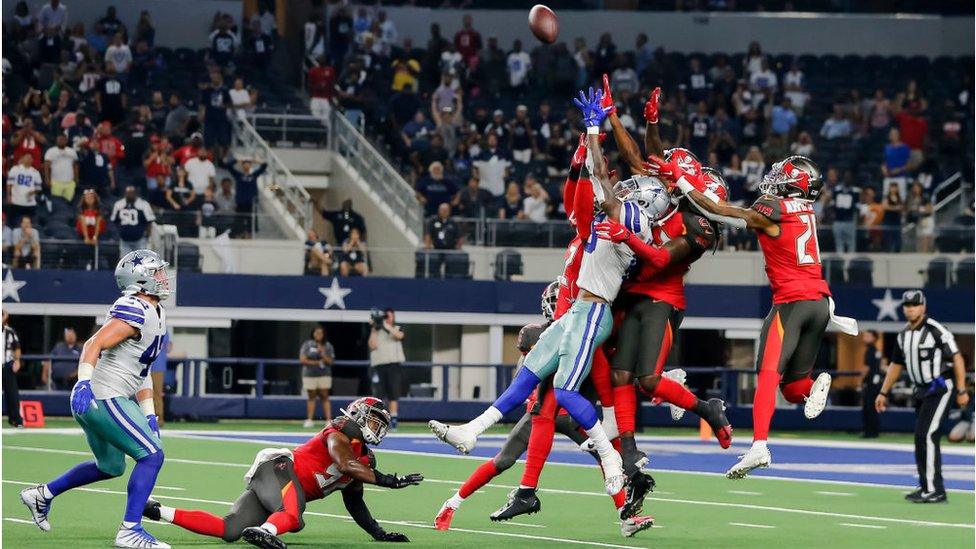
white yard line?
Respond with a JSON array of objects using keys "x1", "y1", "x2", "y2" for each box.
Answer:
[
  {"x1": 154, "y1": 486, "x2": 186, "y2": 491},
  {"x1": 4, "y1": 517, "x2": 37, "y2": 525},
  {"x1": 5, "y1": 445, "x2": 974, "y2": 530},
  {"x1": 497, "y1": 521, "x2": 546, "y2": 528},
  {"x1": 729, "y1": 522, "x2": 776, "y2": 529},
  {"x1": 838, "y1": 522, "x2": 887, "y2": 529},
  {"x1": 727, "y1": 490, "x2": 762, "y2": 496},
  {"x1": 815, "y1": 491, "x2": 856, "y2": 497}
]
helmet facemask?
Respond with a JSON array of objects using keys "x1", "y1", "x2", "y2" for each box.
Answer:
[
  {"x1": 541, "y1": 280, "x2": 559, "y2": 321},
  {"x1": 341, "y1": 397, "x2": 392, "y2": 445}
]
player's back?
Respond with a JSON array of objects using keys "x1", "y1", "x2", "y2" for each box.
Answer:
[
  {"x1": 577, "y1": 202, "x2": 653, "y2": 303},
  {"x1": 751, "y1": 195, "x2": 831, "y2": 304},
  {"x1": 292, "y1": 420, "x2": 371, "y2": 500},
  {"x1": 91, "y1": 295, "x2": 167, "y2": 400}
]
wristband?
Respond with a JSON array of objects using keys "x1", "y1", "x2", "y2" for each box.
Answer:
[
  {"x1": 139, "y1": 398, "x2": 156, "y2": 416},
  {"x1": 586, "y1": 126, "x2": 600, "y2": 135},
  {"x1": 957, "y1": 389, "x2": 967, "y2": 396},
  {"x1": 879, "y1": 391, "x2": 888, "y2": 397},
  {"x1": 78, "y1": 362, "x2": 94, "y2": 381},
  {"x1": 675, "y1": 175, "x2": 697, "y2": 195}
]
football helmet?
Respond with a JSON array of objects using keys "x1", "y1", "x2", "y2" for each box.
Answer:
[
  {"x1": 341, "y1": 397, "x2": 392, "y2": 445},
  {"x1": 613, "y1": 175, "x2": 676, "y2": 223},
  {"x1": 115, "y1": 250, "x2": 171, "y2": 300},
  {"x1": 759, "y1": 155, "x2": 823, "y2": 200},
  {"x1": 663, "y1": 147, "x2": 702, "y2": 176},
  {"x1": 541, "y1": 280, "x2": 559, "y2": 322},
  {"x1": 701, "y1": 167, "x2": 730, "y2": 203}
]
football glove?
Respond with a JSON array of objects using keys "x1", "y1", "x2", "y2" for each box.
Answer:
[
  {"x1": 70, "y1": 379, "x2": 95, "y2": 415},
  {"x1": 147, "y1": 414, "x2": 161, "y2": 439},
  {"x1": 594, "y1": 218, "x2": 633, "y2": 243},
  {"x1": 644, "y1": 87, "x2": 661, "y2": 124},
  {"x1": 573, "y1": 87, "x2": 611, "y2": 128},
  {"x1": 601, "y1": 74, "x2": 617, "y2": 117},
  {"x1": 646, "y1": 155, "x2": 705, "y2": 192},
  {"x1": 374, "y1": 471, "x2": 424, "y2": 489},
  {"x1": 374, "y1": 531, "x2": 410, "y2": 542},
  {"x1": 570, "y1": 132, "x2": 588, "y2": 171}
]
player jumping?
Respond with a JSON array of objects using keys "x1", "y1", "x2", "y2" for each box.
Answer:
[
  {"x1": 143, "y1": 397, "x2": 420, "y2": 548},
  {"x1": 20, "y1": 250, "x2": 173, "y2": 548},
  {"x1": 649, "y1": 154, "x2": 858, "y2": 479}
]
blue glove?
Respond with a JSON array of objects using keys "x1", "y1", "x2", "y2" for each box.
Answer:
[
  {"x1": 146, "y1": 414, "x2": 160, "y2": 439},
  {"x1": 572, "y1": 87, "x2": 611, "y2": 128},
  {"x1": 70, "y1": 380, "x2": 95, "y2": 415}
]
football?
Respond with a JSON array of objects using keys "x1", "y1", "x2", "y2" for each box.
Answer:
[{"x1": 528, "y1": 4, "x2": 558, "y2": 44}]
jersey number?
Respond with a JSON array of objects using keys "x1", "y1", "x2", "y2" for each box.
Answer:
[
  {"x1": 795, "y1": 214, "x2": 821, "y2": 266},
  {"x1": 138, "y1": 335, "x2": 163, "y2": 377}
]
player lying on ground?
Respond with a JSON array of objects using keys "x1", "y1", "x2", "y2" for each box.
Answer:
[
  {"x1": 435, "y1": 283, "x2": 653, "y2": 538},
  {"x1": 21, "y1": 250, "x2": 173, "y2": 549},
  {"x1": 143, "y1": 398, "x2": 420, "y2": 548},
  {"x1": 648, "y1": 153, "x2": 859, "y2": 479}
]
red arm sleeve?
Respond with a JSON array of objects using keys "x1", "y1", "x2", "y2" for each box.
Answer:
[
  {"x1": 573, "y1": 178, "x2": 595, "y2": 241},
  {"x1": 625, "y1": 237, "x2": 672, "y2": 277},
  {"x1": 563, "y1": 177, "x2": 577, "y2": 222}
]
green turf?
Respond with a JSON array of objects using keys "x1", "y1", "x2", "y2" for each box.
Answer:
[{"x1": 3, "y1": 426, "x2": 972, "y2": 548}]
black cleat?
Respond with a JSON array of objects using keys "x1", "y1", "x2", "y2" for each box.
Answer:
[
  {"x1": 490, "y1": 489, "x2": 541, "y2": 521},
  {"x1": 620, "y1": 472, "x2": 656, "y2": 520},
  {"x1": 142, "y1": 498, "x2": 161, "y2": 522},
  {"x1": 242, "y1": 526, "x2": 287, "y2": 549},
  {"x1": 700, "y1": 398, "x2": 733, "y2": 449},
  {"x1": 907, "y1": 491, "x2": 947, "y2": 504},
  {"x1": 903, "y1": 488, "x2": 923, "y2": 501}
]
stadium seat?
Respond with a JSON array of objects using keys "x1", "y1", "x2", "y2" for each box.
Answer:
[
  {"x1": 846, "y1": 257, "x2": 874, "y2": 286},
  {"x1": 494, "y1": 249, "x2": 523, "y2": 280},
  {"x1": 444, "y1": 252, "x2": 471, "y2": 279},
  {"x1": 822, "y1": 256, "x2": 846, "y2": 285},
  {"x1": 177, "y1": 242, "x2": 202, "y2": 272},
  {"x1": 925, "y1": 257, "x2": 953, "y2": 289},
  {"x1": 955, "y1": 257, "x2": 974, "y2": 288}
]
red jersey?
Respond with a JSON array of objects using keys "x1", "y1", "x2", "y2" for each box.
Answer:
[
  {"x1": 307, "y1": 66, "x2": 336, "y2": 99},
  {"x1": 292, "y1": 423, "x2": 372, "y2": 502},
  {"x1": 751, "y1": 196, "x2": 831, "y2": 304},
  {"x1": 554, "y1": 177, "x2": 595, "y2": 319},
  {"x1": 453, "y1": 29, "x2": 482, "y2": 61},
  {"x1": 95, "y1": 135, "x2": 125, "y2": 167},
  {"x1": 623, "y1": 206, "x2": 716, "y2": 310},
  {"x1": 895, "y1": 112, "x2": 928, "y2": 150},
  {"x1": 14, "y1": 134, "x2": 43, "y2": 169},
  {"x1": 173, "y1": 145, "x2": 212, "y2": 166}
]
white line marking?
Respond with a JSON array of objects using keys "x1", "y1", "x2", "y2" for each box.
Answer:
[
  {"x1": 5, "y1": 446, "x2": 974, "y2": 530},
  {"x1": 816, "y1": 491, "x2": 855, "y2": 497},
  {"x1": 728, "y1": 490, "x2": 762, "y2": 496},
  {"x1": 729, "y1": 522, "x2": 776, "y2": 529},
  {"x1": 364, "y1": 487, "x2": 384, "y2": 492},
  {"x1": 154, "y1": 485, "x2": 185, "y2": 491},
  {"x1": 838, "y1": 523, "x2": 887, "y2": 529},
  {"x1": 497, "y1": 521, "x2": 546, "y2": 528},
  {"x1": 4, "y1": 517, "x2": 37, "y2": 525},
  {"x1": 1, "y1": 480, "x2": 642, "y2": 549}
]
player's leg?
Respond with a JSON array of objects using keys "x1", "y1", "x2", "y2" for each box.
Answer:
[
  {"x1": 146, "y1": 489, "x2": 266, "y2": 541},
  {"x1": 242, "y1": 456, "x2": 308, "y2": 547},
  {"x1": 489, "y1": 414, "x2": 543, "y2": 521},
  {"x1": 590, "y1": 346, "x2": 617, "y2": 438},
  {"x1": 304, "y1": 388, "x2": 317, "y2": 427},
  {"x1": 778, "y1": 299, "x2": 832, "y2": 419},
  {"x1": 519, "y1": 382, "x2": 559, "y2": 491},
  {"x1": 609, "y1": 298, "x2": 643, "y2": 474},
  {"x1": 430, "y1": 319, "x2": 565, "y2": 453}
]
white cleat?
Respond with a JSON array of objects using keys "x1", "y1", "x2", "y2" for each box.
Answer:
[
  {"x1": 20, "y1": 485, "x2": 52, "y2": 532},
  {"x1": 602, "y1": 450, "x2": 626, "y2": 495},
  {"x1": 114, "y1": 525, "x2": 171, "y2": 548},
  {"x1": 804, "y1": 372, "x2": 832, "y2": 419},
  {"x1": 726, "y1": 446, "x2": 772, "y2": 479},
  {"x1": 428, "y1": 420, "x2": 477, "y2": 454},
  {"x1": 662, "y1": 369, "x2": 687, "y2": 421},
  {"x1": 621, "y1": 515, "x2": 654, "y2": 537}
]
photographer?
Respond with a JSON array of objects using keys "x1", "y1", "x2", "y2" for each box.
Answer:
[
  {"x1": 299, "y1": 325, "x2": 334, "y2": 428},
  {"x1": 368, "y1": 308, "x2": 405, "y2": 430}
]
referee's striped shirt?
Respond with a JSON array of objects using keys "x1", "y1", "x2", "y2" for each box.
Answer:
[{"x1": 891, "y1": 317, "x2": 960, "y2": 386}]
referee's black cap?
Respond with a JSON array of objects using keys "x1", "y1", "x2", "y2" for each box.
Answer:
[{"x1": 901, "y1": 289, "x2": 926, "y2": 306}]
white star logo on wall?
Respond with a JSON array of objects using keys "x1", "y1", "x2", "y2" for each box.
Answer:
[
  {"x1": 2, "y1": 270, "x2": 26, "y2": 302},
  {"x1": 871, "y1": 289, "x2": 901, "y2": 321},
  {"x1": 318, "y1": 278, "x2": 351, "y2": 310}
]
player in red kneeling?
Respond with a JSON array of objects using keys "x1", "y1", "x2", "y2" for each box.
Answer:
[
  {"x1": 143, "y1": 398, "x2": 420, "y2": 548},
  {"x1": 651, "y1": 154, "x2": 858, "y2": 479}
]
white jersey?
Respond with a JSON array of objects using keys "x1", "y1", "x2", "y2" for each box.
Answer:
[
  {"x1": 577, "y1": 201, "x2": 654, "y2": 302},
  {"x1": 91, "y1": 295, "x2": 167, "y2": 400}
]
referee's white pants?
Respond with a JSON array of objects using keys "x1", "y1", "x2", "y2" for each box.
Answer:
[{"x1": 914, "y1": 379, "x2": 953, "y2": 494}]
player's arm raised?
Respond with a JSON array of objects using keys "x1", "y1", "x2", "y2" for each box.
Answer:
[
  {"x1": 575, "y1": 87, "x2": 619, "y2": 219},
  {"x1": 602, "y1": 74, "x2": 650, "y2": 177},
  {"x1": 327, "y1": 431, "x2": 423, "y2": 488},
  {"x1": 71, "y1": 318, "x2": 139, "y2": 415},
  {"x1": 643, "y1": 87, "x2": 665, "y2": 159},
  {"x1": 341, "y1": 483, "x2": 409, "y2": 542}
]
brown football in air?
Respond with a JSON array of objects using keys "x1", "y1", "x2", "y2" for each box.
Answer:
[{"x1": 528, "y1": 4, "x2": 558, "y2": 44}]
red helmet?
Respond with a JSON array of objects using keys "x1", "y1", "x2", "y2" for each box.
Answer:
[
  {"x1": 663, "y1": 147, "x2": 702, "y2": 176},
  {"x1": 340, "y1": 397, "x2": 392, "y2": 444},
  {"x1": 701, "y1": 167, "x2": 729, "y2": 203}
]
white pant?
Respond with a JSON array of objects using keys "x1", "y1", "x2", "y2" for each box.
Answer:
[{"x1": 310, "y1": 97, "x2": 332, "y2": 121}]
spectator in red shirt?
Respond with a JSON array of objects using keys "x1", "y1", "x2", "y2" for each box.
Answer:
[
  {"x1": 143, "y1": 135, "x2": 174, "y2": 205},
  {"x1": 453, "y1": 14, "x2": 482, "y2": 66},
  {"x1": 893, "y1": 95, "x2": 928, "y2": 167},
  {"x1": 307, "y1": 55, "x2": 336, "y2": 121},
  {"x1": 75, "y1": 189, "x2": 106, "y2": 244},
  {"x1": 94, "y1": 121, "x2": 125, "y2": 167},
  {"x1": 11, "y1": 119, "x2": 46, "y2": 169},
  {"x1": 172, "y1": 132, "x2": 210, "y2": 166}
]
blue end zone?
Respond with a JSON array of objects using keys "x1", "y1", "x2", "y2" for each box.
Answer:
[{"x1": 186, "y1": 432, "x2": 975, "y2": 491}]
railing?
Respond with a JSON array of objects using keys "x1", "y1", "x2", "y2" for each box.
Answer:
[
  {"x1": 245, "y1": 112, "x2": 330, "y2": 147},
  {"x1": 154, "y1": 210, "x2": 287, "y2": 240},
  {"x1": 6, "y1": 238, "x2": 202, "y2": 272}
]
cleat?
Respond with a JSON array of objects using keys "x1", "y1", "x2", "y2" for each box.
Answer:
[
  {"x1": 620, "y1": 472, "x2": 656, "y2": 519},
  {"x1": 142, "y1": 498, "x2": 162, "y2": 522},
  {"x1": 434, "y1": 503, "x2": 456, "y2": 530},
  {"x1": 428, "y1": 420, "x2": 477, "y2": 454},
  {"x1": 907, "y1": 490, "x2": 947, "y2": 504},
  {"x1": 20, "y1": 485, "x2": 52, "y2": 532},
  {"x1": 903, "y1": 488, "x2": 923, "y2": 501},
  {"x1": 726, "y1": 445, "x2": 772, "y2": 479},
  {"x1": 662, "y1": 369, "x2": 688, "y2": 421},
  {"x1": 242, "y1": 526, "x2": 287, "y2": 549},
  {"x1": 804, "y1": 372, "x2": 832, "y2": 419},
  {"x1": 620, "y1": 514, "x2": 654, "y2": 537},
  {"x1": 600, "y1": 449, "x2": 626, "y2": 495},
  {"x1": 701, "y1": 398, "x2": 733, "y2": 448},
  {"x1": 114, "y1": 524, "x2": 170, "y2": 548},
  {"x1": 490, "y1": 489, "x2": 541, "y2": 521}
]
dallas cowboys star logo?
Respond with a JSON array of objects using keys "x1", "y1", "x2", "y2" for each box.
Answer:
[
  {"x1": 2, "y1": 270, "x2": 26, "y2": 302},
  {"x1": 871, "y1": 289, "x2": 901, "y2": 321},
  {"x1": 318, "y1": 278, "x2": 351, "y2": 310},
  {"x1": 131, "y1": 256, "x2": 143, "y2": 266}
]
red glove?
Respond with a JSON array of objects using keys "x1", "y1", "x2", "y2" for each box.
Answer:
[
  {"x1": 570, "y1": 132, "x2": 588, "y2": 170},
  {"x1": 645, "y1": 154, "x2": 705, "y2": 193},
  {"x1": 594, "y1": 218, "x2": 632, "y2": 243},
  {"x1": 643, "y1": 87, "x2": 661, "y2": 124},
  {"x1": 601, "y1": 74, "x2": 617, "y2": 117}
]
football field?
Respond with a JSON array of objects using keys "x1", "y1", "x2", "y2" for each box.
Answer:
[{"x1": 3, "y1": 421, "x2": 973, "y2": 548}]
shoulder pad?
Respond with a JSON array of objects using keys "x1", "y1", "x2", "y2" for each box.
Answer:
[
  {"x1": 108, "y1": 296, "x2": 147, "y2": 327},
  {"x1": 751, "y1": 195, "x2": 783, "y2": 223},
  {"x1": 334, "y1": 417, "x2": 366, "y2": 443},
  {"x1": 682, "y1": 210, "x2": 717, "y2": 252}
]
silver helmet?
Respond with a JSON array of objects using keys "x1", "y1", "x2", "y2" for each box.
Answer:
[
  {"x1": 115, "y1": 249, "x2": 172, "y2": 300},
  {"x1": 541, "y1": 280, "x2": 559, "y2": 321},
  {"x1": 613, "y1": 175, "x2": 676, "y2": 223}
]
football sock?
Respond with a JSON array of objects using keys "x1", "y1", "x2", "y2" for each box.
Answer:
[
  {"x1": 490, "y1": 369, "x2": 542, "y2": 418},
  {"x1": 752, "y1": 440, "x2": 768, "y2": 451},
  {"x1": 265, "y1": 481, "x2": 301, "y2": 535},
  {"x1": 591, "y1": 348, "x2": 615, "y2": 406},
  {"x1": 612, "y1": 489, "x2": 626, "y2": 510},
  {"x1": 172, "y1": 509, "x2": 225, "y2": 537},
  {"x1": 445, "y1": 492, "x2": 465, "y2": 509},
  {"x1": 780, "y1": 377, "x2": 814, "y2": 404},
  {"x1": 521, "y1": 412, "x2": 556, "y2": 489},
  {"x1": 260, "y1": 522, "x2": 279, "y2": 536},
  {"x1": 123, "y1": 451, "x2": 164, "y2": 524},
  {"x1": 46, "y1": 460, "x2": 113, "y2": 497},
  {"x1": 158, "y1": 505, "x2": 175, "y2": 522},
  {"x1": 555, "y1": 388, "x2": 598, "y2": 430},
  {"x1": 752, "y1": 368, "x2": 782, "y2": 442},
  {"x1": 652, "y1": 377, "x2": 698, "y2": 410},
  {"x1": 601, "y1": 406, "x2": 618, "y2": 439},
  {"x1": 613, "y1": 384, "x2": 637, "y2": 435},
  {"x1": 583, "y1": 422, "x2": 618, "y2": 471},
  {"x1": 467, "y1": 407, "x2": 504, "y2": 436},
  {"x1": 458, "y1": 460, "x2": 498, "y2": 498}
]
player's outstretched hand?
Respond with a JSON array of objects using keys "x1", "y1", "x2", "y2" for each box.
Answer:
[
  {"x1": 594, "y1": 218, "x2": 633, "y2": 243},
  {"x1": 147, "y1": 414, "x2": 161, "y2": 438},
  {"x1": 570, "y1": 132, "x2": 588, "y2": 170},
  {"x1": 375, "y1": 531, "x2": 410, "y2": 542},
  {"x1": 601, "y1": 74, "x2": 616, "y2": 117},
  {"x1": 70, "y1": 379, "x2": 94, "y2": 415},
  {"x1": 573, "y1": 87, "x2": 611, "y2": 128},
  {"x1": 644, "y1": 87, "x2": 661, "y2": 124},
  {"x1": 375, "y1": 471, "x2": 424, "y2": 489}
]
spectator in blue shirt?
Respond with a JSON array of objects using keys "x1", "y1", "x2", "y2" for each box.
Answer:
[
  {"x1": 220, "y1": 157, "x2": 268, "y2": 214},
  {"x1": 820, "y1": 104, "x2": 852, "y2": 140},
  {"x1": 415, "y1": 161, "x2": 459, "y2": 217},
  {"x1": 110, "y1": 186, "x2": 155, "y2": 254},
  {"x1": 882, "y1": 127, "x2": 911, "y2": 198},
  {"x1": 827, "y1": 168, "x2": 859, "y2": 253},
  {"x1": 401, "y1": 110, "x2": 434, "y2": 153},
  {"x1": 770, "y1": 97, "x2": 798, "y2": 137}
]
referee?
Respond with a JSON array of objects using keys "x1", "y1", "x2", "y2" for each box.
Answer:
[{"x1": 875, "y1": 289, "x2": 969, "y2": 503}]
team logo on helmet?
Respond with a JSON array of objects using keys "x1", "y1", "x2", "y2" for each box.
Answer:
[
  {"x1": 613, "y1": 175, "x2": 676, "y2": 223},
  {"x1": 759, "y1": 155, "x2": 822, "y2": 200},
  {"x1": 663, "y1": 148, "x2": 702, "y2": 176}
]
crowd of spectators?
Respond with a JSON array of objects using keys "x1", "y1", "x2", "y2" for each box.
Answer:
[
  {"x1": 2, "y1": 1, "x2": 279, "y2": 267},
  {"x1": 307, "y1": 7, "x2": 973, "y2": 254}
]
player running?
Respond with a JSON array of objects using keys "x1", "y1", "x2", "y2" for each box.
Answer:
[
  {"x1": 650, "y1": 154, "x2": 858, "y2": 479},
  {"x1": 20, "y1": 250, "x2": 173, "y2": 548},
  {"x1": 434, "y1": 283, "x2": 653, "y2": 538},
  {"x1": 143, "y1": 397, "x2": 420, "y2": 548}
]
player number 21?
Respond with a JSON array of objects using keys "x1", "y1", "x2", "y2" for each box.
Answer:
[{"x1": 795, "y1": 213, "x2": 821, "y2": 266}]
